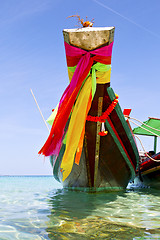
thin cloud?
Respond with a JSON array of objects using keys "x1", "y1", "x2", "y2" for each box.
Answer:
[
  {"x1": 93, "y1": 0, "x2": 160, "y2": 39},
  {"x1": 0, "y1": 0, "x2": 51, "y2": 27}
]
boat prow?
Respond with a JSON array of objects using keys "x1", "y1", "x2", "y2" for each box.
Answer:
[{"x1": 41, "y1": 26, "x2": 139, "y2": 192}]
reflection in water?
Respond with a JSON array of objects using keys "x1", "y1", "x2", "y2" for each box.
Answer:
[
  {"x1": 45, "y1": 188, "x2": 160, "y2": 239},
  {"x1": 1, "y1": 177, "x2": 160, "y2": 239},
  {"x1": 48, "y1": 189, "x2": 118, "y2": 219}
]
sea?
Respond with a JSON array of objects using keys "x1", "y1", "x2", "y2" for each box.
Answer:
[{"x1": 0, "y1": 176, "x2": 160, "y2": 240}]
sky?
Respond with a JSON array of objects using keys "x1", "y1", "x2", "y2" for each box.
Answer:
[{"x1": 1, "y1": 0, "x2": 160, "y2": 175}]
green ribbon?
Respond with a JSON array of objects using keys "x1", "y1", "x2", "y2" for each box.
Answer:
[
  {"x1": 91, "y1": 63, "x2": 111, "y2": 99},
  {"x1": 68, "y1": 63, "x2": 111, "y2": 100}
]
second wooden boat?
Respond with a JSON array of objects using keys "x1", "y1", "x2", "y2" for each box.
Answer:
[{"x1": 133, "y1": 117, "x2": 160, "y2": 189}]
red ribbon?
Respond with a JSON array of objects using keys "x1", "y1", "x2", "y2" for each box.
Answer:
[{"x1": 39, "y1": 42, "x2": 114, "y2": 156}]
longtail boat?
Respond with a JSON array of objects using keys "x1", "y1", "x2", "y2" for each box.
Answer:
[
  {"x1": 39, "y1": 27, "x2": 139, "y2": 191},
  {"x1": 133, "y1": 117, "x2": 160, "y2": 189}
]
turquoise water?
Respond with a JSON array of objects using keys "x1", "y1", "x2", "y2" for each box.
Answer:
[{"x1": 0, "y1": 176, "x2": 160, "y2": 239}]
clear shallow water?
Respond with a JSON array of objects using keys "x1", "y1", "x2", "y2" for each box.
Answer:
[{"x1": 0, "y1": 176, "x2": 160, "y2": 239}]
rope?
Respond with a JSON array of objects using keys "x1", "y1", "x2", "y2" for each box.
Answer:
[
  {"x1": 126, "y1": 117, "x2": 160, "y2": 138},
  {"x1": 125, "y1": 116, "x2": 160, "y2": 162},
  {"x1": 135, "y1": 135, "x2": 160, "y2": 162},
  {"x1": 125, "y1": 116, "x2": 160, "y2": 133}
]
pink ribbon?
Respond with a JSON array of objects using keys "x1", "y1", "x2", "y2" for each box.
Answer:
[{"x1": 39, "y1": 41, "x2": 114, "y2": 156}]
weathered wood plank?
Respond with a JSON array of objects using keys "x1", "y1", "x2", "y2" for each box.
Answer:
[{"x1": 63, "y1": 27, "x2": 115, "y2": 50}]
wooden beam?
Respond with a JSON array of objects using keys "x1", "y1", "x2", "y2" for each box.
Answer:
[
  {"x1": 94, "y1": 97, "x2": 103, "y2": 188},
  {"x1": 154, "y1": 136, "x2": 157, "y2": 153},
  {"x1": 63, "y1": 27, "x2": 115, "y2": 50},
  {"x1": 142, "y1": 165, "x2": 160, "y2": 176}
]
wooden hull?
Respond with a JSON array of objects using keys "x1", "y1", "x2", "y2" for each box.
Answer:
[
  {"x1": 136, "y1": 152, "x2": 160, "y2": 189},
  {"x1": 51, "y1": 84, "x2": 139, "y2": 191},
  {"x1": 47, "y1": 27, "x2": 139, "y2": 192}
]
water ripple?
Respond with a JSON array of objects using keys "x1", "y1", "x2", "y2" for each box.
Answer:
[{"x1": 1, "y1": 176, "x2": 160, "y2": 239}]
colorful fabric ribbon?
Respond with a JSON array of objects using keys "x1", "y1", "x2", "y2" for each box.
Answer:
[
  {"x1": 39, "y1": 41, "x2": 114, "y2": 180},
  {"x1": 60, "y1": 76, "x2": 92, "y2": 181},
  {"x1": 47, "y1": 63, "x2": 111, "y2": 126}
]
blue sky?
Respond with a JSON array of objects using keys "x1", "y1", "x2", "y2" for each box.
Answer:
[{"x1": 1, "y1": 0, "x2": 160, "y2": 175}]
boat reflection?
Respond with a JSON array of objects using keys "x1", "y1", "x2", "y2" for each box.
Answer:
[{"x1": 45, "y1": 189, "x2": 154, "y2": 240}]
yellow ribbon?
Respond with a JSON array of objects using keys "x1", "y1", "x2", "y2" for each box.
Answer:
[{"x1": 60, "y1": 76, "x2": 92, "y2": 181}]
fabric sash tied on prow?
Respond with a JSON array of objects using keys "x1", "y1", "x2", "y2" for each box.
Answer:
[{"x1": 39, "y1": 41, "x2": 114, "y2": 181}]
